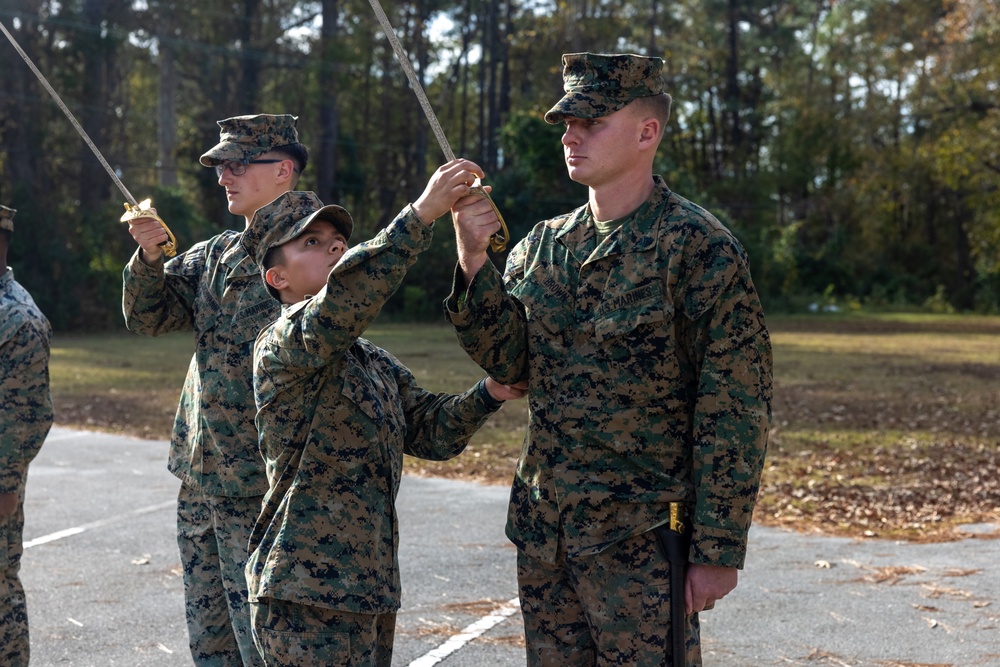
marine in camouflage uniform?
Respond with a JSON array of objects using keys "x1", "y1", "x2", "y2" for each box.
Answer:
[
  {"x1": 447, "y1": 53, "x2": 773, "y2": 666},
  {"x1": 243, "y1": 165, "x2": 521, "y2": 666},
  {"x1": 0, "y1": 205, "x2": 54, "y2": 667},
  {"x1": 122, "y1": 115, "x2": 307, "y2": 667}
]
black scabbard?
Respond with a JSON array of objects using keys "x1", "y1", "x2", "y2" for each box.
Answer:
[{"x1": 654, "y1": 505, "x2": 690, "y2": 667}]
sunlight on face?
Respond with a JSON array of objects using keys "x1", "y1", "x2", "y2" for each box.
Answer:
[
  {"x1": 560, "y1": 107, "x2": 646, "y2": 188},
  {"x1": 270, "y1": 219, "x2": 348, "y2": 303}
]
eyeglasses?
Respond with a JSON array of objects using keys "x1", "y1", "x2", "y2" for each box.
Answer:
[{"x1": 214, "y1": 158, "x2": 283, "y2": 178}]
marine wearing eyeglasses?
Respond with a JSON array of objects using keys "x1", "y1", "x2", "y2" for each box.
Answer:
[
  {"x1": 121, "y1": 113, "x2": 309, "y2": 667},
  {"x1": 214, "y1": 158, "x2": 295, "y2": 179}
]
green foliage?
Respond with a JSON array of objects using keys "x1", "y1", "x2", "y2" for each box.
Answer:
[
  {"x1": 2, "y1": 0, "x2": 999, "y2": 329},
  {"x1": 493, "y1": 111, "x2": 588, "y2": 236},
  {"x1": 397, "y1": 285, "x2": 439, "y2": 322}
]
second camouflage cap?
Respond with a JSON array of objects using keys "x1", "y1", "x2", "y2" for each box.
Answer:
[
  {"x1": 544, "y1": 52, "x2": 668, "y2": 124},
  {"x1": 0, "y1": 205, "x2": 15, "y2": 233},
  {"x1": 200, "y1": 114, "x2": 300, "y2": 166},
  {"x1": 242, "y1": 191, "x2": 354, "y2": 273}
]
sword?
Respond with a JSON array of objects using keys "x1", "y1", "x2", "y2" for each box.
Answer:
[
  {"x1": 0, "y1": 19, "x2": 177, "y2": 256},
  {"x1": 654, "y1": 502, "x2": 690, "y2": 667},
  {"x1": 366, "y1": 0, "x2": 509, "y2": 252}
]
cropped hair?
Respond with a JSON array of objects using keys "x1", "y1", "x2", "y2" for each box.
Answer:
[
  {"x1": 262, "y1": 244, "x2": 286, "y2": 301},
  {"x1": 273, "y1": 143, "x2": 310, "y2": 184},
  {"x1": 631, "y1": 93, "x2": 672, "y2": 136}
]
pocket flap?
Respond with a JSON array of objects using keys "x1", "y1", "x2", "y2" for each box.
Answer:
[{"x1": 593, "y1": 283, "x2": 671, "y2": 343}]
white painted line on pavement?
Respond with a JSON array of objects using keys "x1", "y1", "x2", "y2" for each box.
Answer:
[
  {"x1": 23, "y1": 500, "x2": 175, "y2": 549},
  {"x1": 406, "y1": 597, "x2": 521, "y2": 667},
  {"x1": 43, "y1": 431, "x2": 87, "y2": 443}
]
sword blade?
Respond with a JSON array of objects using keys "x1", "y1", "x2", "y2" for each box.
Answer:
[
  {"x1": 366, "y1": 0, "x2": 456, "y2": 162},
  {"x1": 0, "y1": 19, "x2": 138, "y2": 206},
  {"x1": 365, "y1": 0, "x2": 511, "y2": 252}
]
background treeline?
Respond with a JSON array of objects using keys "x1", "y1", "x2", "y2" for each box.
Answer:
[{"x1": 1, "y1": 0, "x2": 998, "y2": 330}]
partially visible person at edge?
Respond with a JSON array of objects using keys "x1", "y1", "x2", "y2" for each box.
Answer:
[
  {"x1": 122, "y1": 114, "x2": 309, "y2": 667},
  {"x1": 0, "y1": 204, "x2": 54, "y2": 667},
  {"x1": 446, "y1": 52, "x2": 772, "y2": 666},
  {"x1": 242, "y1": 164, "x2": 527, "y2": 666}
]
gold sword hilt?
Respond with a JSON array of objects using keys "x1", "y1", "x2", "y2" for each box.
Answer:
[
  {"x1": 468, "y1": 184, "x2": 510, "y2": 253},
  {"x1": 120, "y1": 198, "x2": 178, "y2": 258},
  {"x1": 669, "y1": 501, "x2": 686, "y2": 534}
]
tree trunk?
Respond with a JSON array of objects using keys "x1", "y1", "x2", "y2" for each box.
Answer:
[
  {"x1": 157, "y1": 30, "x2": 178, "y2": 187},
  {"x1": 478, "y1": 7, "x2": 488, "y2": 164},
  {"x1": 499, "y1": 0, "x2": 513, "y2": 150},
  {"x1": 647, "y1": 0, "x2": 659, "y2": 55},
  {"x1": 412, "y1": 0, "x2": 428, "y2": 187},
  {"x1": 458, "y1": 0, "x2": 473, "y2": 156},
  {"x1": 80, "y1": 0, "x2": 112, "y2": 210},
  {"x1": 317, "y1": 0, "x2": 340, "y2": 204},
  {"x1": 2, "y1": 16, "x2": 44, "y2": 202},
  {"x1": 238, "y1": 0, "x2": 261, "y2": 109},
  {"x1": 724, "y1": 0, "x2": 743, "y2": 170}
]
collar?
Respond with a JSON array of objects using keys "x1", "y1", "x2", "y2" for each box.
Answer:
[
  {"x1": 556, "y1": 176, "x2": 672, "y2": 261},
  {"x1": 219, "y1": 232, "x2": 261, "y2": 278}
]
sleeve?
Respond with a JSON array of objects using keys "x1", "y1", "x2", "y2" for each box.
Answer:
[
  {"x1": 444, "y1": 244, "x2": 530, "y2": 386},
  {"x1": 680, "y1": 232, "x2": 773, "y2": 569},
  {"x1": 0, "y1": 319, "x2": 54, "y2": 493},
  {"x1": 122, "y1": 239, "x2": 212, "y2": 336},
  {"x1": 377, "y1": 350, "x2": 500, "y2": 462},
  {"x1": 294, "y1": 205, "x2": 435, "y2": 364}
]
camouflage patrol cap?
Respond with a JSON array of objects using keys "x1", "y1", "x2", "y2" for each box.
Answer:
[
  {"x1": 544, "y1": 53, "x2": 670, "y2": 124},
  {"x1": 0, "y1": 205, "x2": 15, "y2": 233},
  {"x1": 200, "y1": 114, "x2": 301, "y2": 167},
  {"x1": 242, "y1": 190, "x2": 353, "y2": 282}
]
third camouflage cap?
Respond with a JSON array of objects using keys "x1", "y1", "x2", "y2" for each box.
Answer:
[
  {"x1": 544, "y1": 52, "x2": 670, "y2": 124},
  {"x1": 200, "y1": 114, "x2": 300, "y2": 167},
  {"x1": 242, "y1": 191, "x2": 353, "y2": 274}
]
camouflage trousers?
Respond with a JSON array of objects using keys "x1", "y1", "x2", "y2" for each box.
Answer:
[
  {"x1": 517, "y1": 529, "x2": 702, "y2": 667},
  {"x1": 0, "y1": 473, "x2": 28, "y2": 667},
  {"x1": 250, "y1": 597, "x2": 396, "y2": 667},
  {"x1": 177, "y1": 483, "x2": 265, "y2": 667}
]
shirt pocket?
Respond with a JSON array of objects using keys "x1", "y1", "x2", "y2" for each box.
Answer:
[
  {"x1": 335, "y1": 355, "x2": 405, "y2": 483},
  {"x1": 340, "y1": 358, "x2": 384, "y2": 424},
  {"x1": 592, "y1": 281, "x2": 680, "y2": 406},
  {"x1": 510, "y1": 269, "x2": 577, "y2": 338},
  {"x1": 229, "y1": 290, "x2": 280, "y2": 346}
]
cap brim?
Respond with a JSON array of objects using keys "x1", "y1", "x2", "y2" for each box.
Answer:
[
  {"x1": 199, "y1": 142, "x2": 268, "y2": 167},
  {"x1": 544, "y1": 93, "x2": 629, "y2": 124},
  {"x1": 275, "y1": 204, "x2": 354, "y2": 248}
]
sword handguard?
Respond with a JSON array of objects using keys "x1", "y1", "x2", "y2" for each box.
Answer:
[
  {"x1": 469, "y1": 184, "x2": 510, "y2": 253},
  {"x1": 120, "y1": 198, "x2": 178, "y2": 257},
  {"x1": 655, "y1": 502, "x2": 691, "y2": 667},
  {"x1": 669, "y1": 501, "x2": 686, "y2": 534}
]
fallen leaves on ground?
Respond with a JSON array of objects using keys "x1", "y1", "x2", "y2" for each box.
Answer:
[{"x1": 755, "y1": 439, "x2": 1000, "y2": 542}]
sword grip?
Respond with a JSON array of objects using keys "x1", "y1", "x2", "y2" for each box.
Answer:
[{"x1": 120, "y1": 199, "x2": 178, "y2": 257}]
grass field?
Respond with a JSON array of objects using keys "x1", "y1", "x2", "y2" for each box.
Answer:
[{"x1": 49, "y1": 313, "x2": 1000, "y2": 542}]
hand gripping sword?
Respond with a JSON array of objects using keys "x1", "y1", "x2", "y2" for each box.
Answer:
[
  {"x1": 366, "y1": 0, "x2": 509, "y2": 252},
  {"x1": 1, "y1": 19, "x2": 178, "y2": 257}
]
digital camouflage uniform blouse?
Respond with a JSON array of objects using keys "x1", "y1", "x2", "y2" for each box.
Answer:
[
  {"x1": 447, "y1": 177, "x2": 772, "y2": 569},
  {"x1": 122, "y1": 234, "x2": 280, "y2": 497},
  {"x1": 248, "y1": 208, "x2": 500, "y2": 613},
  {"x1": 0, "y1": 268, "x2": 53, "y2": 494}
]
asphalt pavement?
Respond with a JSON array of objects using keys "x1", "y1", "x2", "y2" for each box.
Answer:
[{"x1": 20, "y1": 427, "x2": 1000, "y2": 666}]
